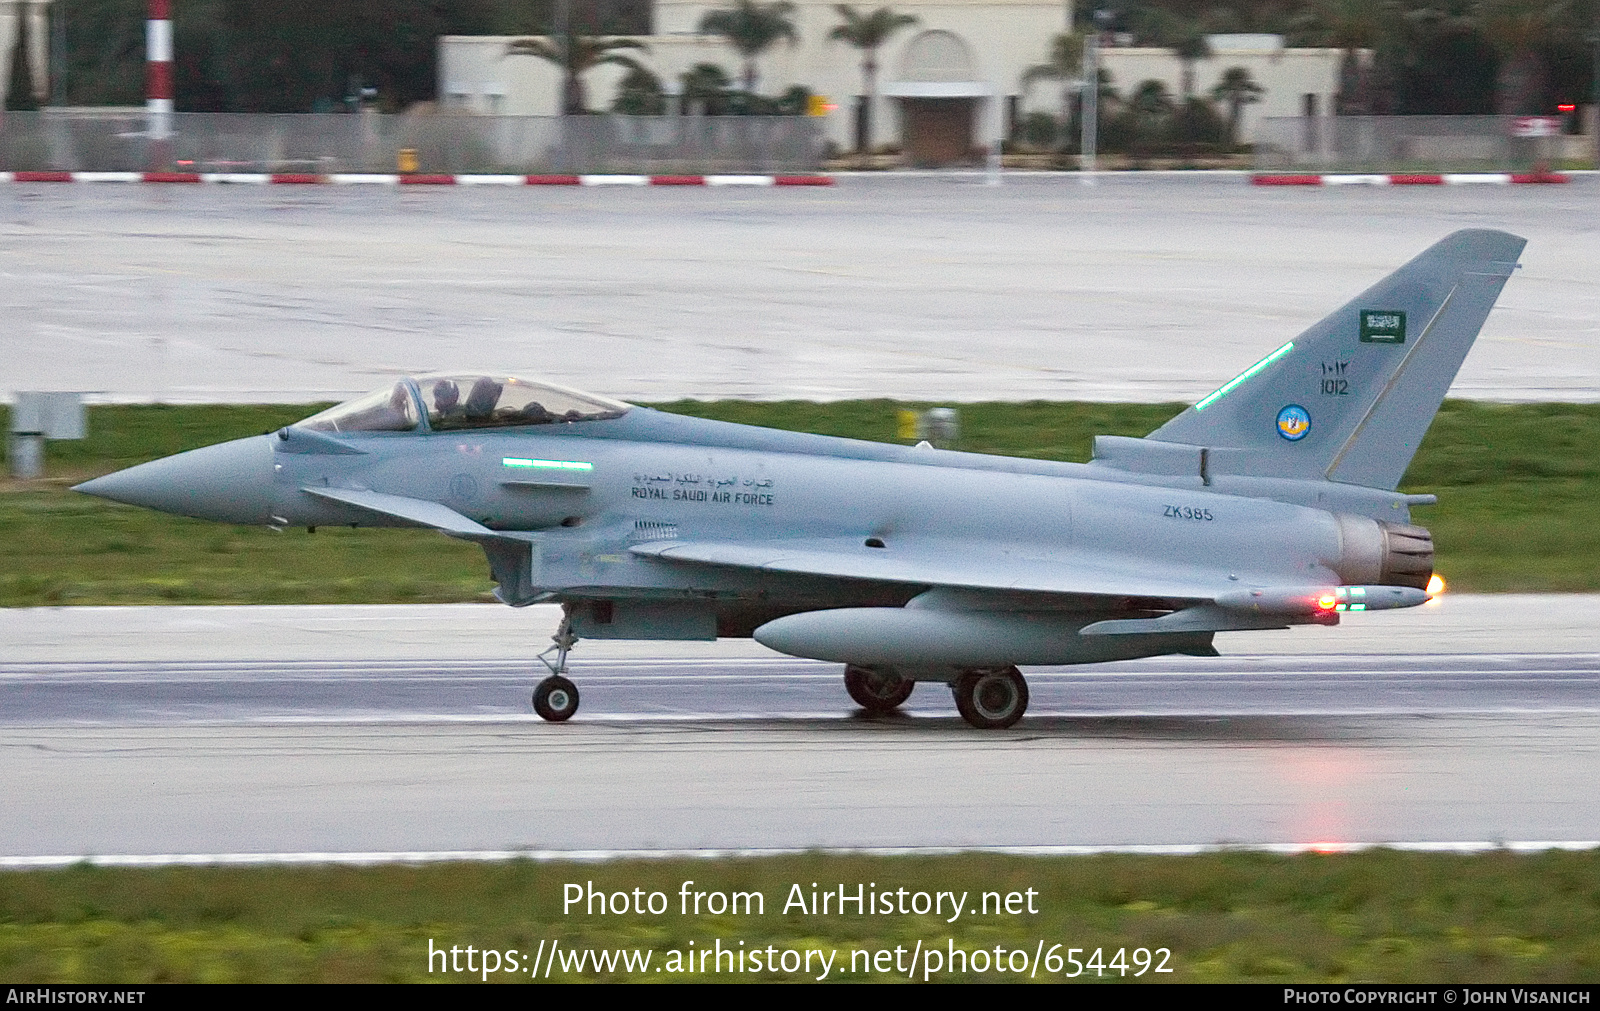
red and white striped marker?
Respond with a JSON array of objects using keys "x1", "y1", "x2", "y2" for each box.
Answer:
[
  {"x1": 147, "y1": 0, "x2": 173, "y2": 140},
  {"x1": 1253, "y1": 173, "x2": 1568, "y2": 186}
]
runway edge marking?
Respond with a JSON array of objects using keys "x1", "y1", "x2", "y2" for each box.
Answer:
[
  {"x1": 6, "y1": 841, "x2": 1599, "y2": 869},
  {"x1": 1, "y1": 172, "x2": 837, "y2": 187}
]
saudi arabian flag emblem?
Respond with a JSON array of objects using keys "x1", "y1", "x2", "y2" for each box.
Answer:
[{"x1": 1359, "y1": 309, "x2": 1406, "y2": 344}]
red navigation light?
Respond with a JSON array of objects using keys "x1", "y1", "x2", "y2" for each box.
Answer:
[{"x1": 1557, "y1": 104, "x2": 1575, "y2": 112}]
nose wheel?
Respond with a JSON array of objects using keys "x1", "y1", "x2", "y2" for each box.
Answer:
[
  {"x1": 533, "y1": 675, "x2": 580, "y2": 722},
  {"x1": 952, "y1": 666, "x2": 1028, "y2": 729},
  {"x1": 532, "y1": 605, "x2": 582, "y2": 723}
]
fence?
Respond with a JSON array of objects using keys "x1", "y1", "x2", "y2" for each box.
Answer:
[
  {"x1": 1252, "y1": 115, "x2": 1586, "y2": 174},
  {"x1": 0, "y1": 111, "x2": 825, "y2": 175}
]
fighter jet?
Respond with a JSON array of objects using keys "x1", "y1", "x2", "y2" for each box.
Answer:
[{"x1": 76, "y1": 229, "x2": 1523, "y2": 728}]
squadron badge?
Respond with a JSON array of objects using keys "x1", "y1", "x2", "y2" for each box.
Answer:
[{"x1": 1276, "y1": 404, "x2": 1311, "y2": 441}]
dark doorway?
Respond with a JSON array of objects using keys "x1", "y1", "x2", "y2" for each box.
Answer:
[{"x1": 900, "y1": 98, "x2": 976, "y2": 166}]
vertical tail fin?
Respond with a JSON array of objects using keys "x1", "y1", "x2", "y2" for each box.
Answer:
[{"x1": 1149, "y1": 229, "x2": 1525, "y2": 490}]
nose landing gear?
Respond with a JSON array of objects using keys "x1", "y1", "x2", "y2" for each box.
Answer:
[
  {"x1": 533, "y1": 674, "x2": 580, "y2": 722},
  {"x1": 533, "y1": 606, "x2": 581, "y2": 723}
]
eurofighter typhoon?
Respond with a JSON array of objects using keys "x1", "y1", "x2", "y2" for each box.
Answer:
[{"x1": 76, "y1": 230, "x2": 1523, "y2": 728}]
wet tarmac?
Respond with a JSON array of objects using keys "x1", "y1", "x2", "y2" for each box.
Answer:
[{"x1": 3, "y1": 175, "x2": 1597, "y2": 405}]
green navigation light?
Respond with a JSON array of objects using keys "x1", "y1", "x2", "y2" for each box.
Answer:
[
  {"x1": 502, "y1": 458, "x2": 594, "y2": 471},
  {"x1": 1193, "y1": 341, "x2": 1295, "y2": 412}
]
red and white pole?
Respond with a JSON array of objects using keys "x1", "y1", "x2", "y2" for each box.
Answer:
[{"x1": 146, "y1": 0, "x2": 172, "y2": 141}]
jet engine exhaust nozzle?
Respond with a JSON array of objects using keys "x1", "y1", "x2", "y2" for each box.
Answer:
[{"x1": 1334, "y1": 514, "x2": 1435, "y2": 591}]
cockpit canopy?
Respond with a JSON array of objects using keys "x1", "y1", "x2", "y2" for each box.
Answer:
[{"x1": 296, "y1": 374, "x2": 630, "y2": 434}]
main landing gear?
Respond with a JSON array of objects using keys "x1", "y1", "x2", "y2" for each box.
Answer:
[
  {"x1": 842, "y1": 664, "x2": 1030, "y2": 728},
  {"x1": 844, "y1": 664, "x2": 915, "y2": 714},
  {"x1": 532, "y1": 608, "x2": 580, "y2": 722},
  {"x1": 951, "y1": 667, "x2": 1029, "y2": 729}
]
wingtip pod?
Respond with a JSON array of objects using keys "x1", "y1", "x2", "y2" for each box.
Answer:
[
  {"x1": 1148, "y1": 229, "x2": 1527, "y2": 491},
  {"x1": 1216, "y1": 584, "x2": 1430, "y2": 616}
]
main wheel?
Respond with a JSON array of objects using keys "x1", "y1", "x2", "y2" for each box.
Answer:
[
  {"x1": 532, "y1": 675, "x2": 580, "y2": 722},
  {"x1": 844, "y1": 665, "x2": 915, "y2": 713},
  {"x1": 952, "y1": 667, "x2": 1028, "y2": 729}
]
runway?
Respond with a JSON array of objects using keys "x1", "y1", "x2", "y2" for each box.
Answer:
[
  {"x1": 6, "y1": 653, "x2": 1600, "y2": 724},
  {"x1": 2, "y1": 176, "x2": 1597, "y2": 405},
  {"x1": 6, "y1": 693, "x2": 1600, "y2": 857},
  {"x1": 2, "y1": 598, "x2": 1599, "y2": 858}
]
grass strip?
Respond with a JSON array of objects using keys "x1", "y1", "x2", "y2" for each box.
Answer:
[
  {"x1": 2, "y1": 400, "x2": 1596, "y2": 606},
  {"x1": 2, "y1": 851, "x2": 1598, "y2": 982}
]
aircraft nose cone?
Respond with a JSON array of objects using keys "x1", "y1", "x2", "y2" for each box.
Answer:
[{"x1": 74, "y1": 435, "x2": 277, "y2": 525}]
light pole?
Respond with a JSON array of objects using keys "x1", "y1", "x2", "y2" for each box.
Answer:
[
  {"x1": 50, "y1": 0, "x2": 64, "y2": 105},
  {"x1": 557, "y1": 0, "x2": 573, "y2": 115},
  {"x1": 1080, "y1": 32, "x2": 1096, "y2": 181},
  {"x1": 986, "y1": 90, "x2": 1003, "y2": 185},
  {"x1": 1591, "y1": 4, "x2": 1599, "y2": 168},
  {"x1": 1079, "y1": 8, "x2": 1111, "y2": 184}
]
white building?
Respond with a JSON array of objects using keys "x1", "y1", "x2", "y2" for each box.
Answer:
[
  {"x1": 438, "y1": 3, "x2": 1343, "y2": 161},
  {"x1": 1099, "y1": 34, "x2": 1347, "y2": 133}
]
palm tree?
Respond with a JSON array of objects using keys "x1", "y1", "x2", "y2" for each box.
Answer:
[
  {"x1": 698, "y1": 0, "x2": 800, "y2": 94},
  {"x1": 1308, "y1": 0, "x2": 1390, "y2": 115},
  {"x1": 1210, "y1": 66, "x2": 1264, "y2": 145},
  {"x1": 829, "y1": 5, "x2": 918, "y2": 152},
  {"x1": 681, "y1": 62, "x2": 735, "y2": 114},
  {"x1": 1130, "y1": 79, "x2": 1175, "y2": 118},
  {"x1": 1131, "y1": 8, "x2": 1212, "y2": 100},
  {"x1": 612, "y1": 66, "x2": 665, "y2": 115},
  {"x1": 1168, "y1": 26, "x2": 1213, "y2": 101},
  {"x1": 1473, "y1": 0, "x2": 1575, "y2": 115},
  {"x1": 1124, "y1": 78, "x2": 1175, "y2": 157},
  {"x1": 506, "y1": 34, "x2": 649, "y2": 115},
  {"x1": 1022, "y1": 32, "x2": 1085, "y2": 151}
]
